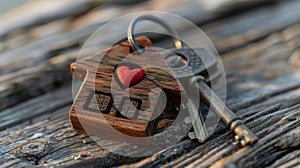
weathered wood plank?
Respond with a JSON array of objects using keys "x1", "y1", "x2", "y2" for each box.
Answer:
[
  {"x1": 118, "y1": 23, "x2": 300, "y2": 167},
  {"x1": 0, "y1": 0, "x2": 300, "y2": 167},
  {"x1": 0, "y1": 0, "x2": 95, "y2": 39},
  {"x1": 0, "y1": 104, "x2": 144, "y2": 167},
  {"x1": 1, "y1": 23, "x2": 300, "y2": 167},
  {"x1": 0, "y1": 0, "x2": 256, "y2": 111},
  {"x1": 120, "y1": 88, "x2": 300, "y2": 168},
  {"x1": 268, "y1": 150, "x2": 300, "y2": 168},
  {"x1": 0, "y1": 85, "x2": 72, "y2": 131},
  {"x1": 1, "y1": 0, "x2": 295, "y2": 75},
  {"x1": 0, "y1": 53, "x2": 75, "y2": 110},
  {"x1": 203, "y1": 0, "x2": 300, "y2": 53},
  {"x1": 156, "y1": 0, "x2": 300, "y2": 54}
]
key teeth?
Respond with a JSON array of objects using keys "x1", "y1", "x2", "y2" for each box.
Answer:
[
  {"x1": 234, "y1": 135, "x2": 242, "y2": 142},
  {"x1": 240, "y1": 140, "x2": 249, "y2": 147},
  {"x1": 234, "y1": 135, "x2": 248, "y2": 146},
  {"x1": 231, "y1": 121, "x2": 259, "y2": 147},
  {"x1": 234, "y1": 126, "x2": 258, "y2": 147}
]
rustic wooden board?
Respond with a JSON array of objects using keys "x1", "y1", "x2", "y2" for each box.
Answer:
[
  {"x1": 0, "y1": 0, "x2": 300, "y2": 167},
  {"x1": 0, "y1": 24, "x2": 299, "y2": 167}
]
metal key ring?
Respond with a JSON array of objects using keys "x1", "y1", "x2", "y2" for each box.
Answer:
[{"x1": 127, "y1": 15, "x2": 183, "y2": 53}]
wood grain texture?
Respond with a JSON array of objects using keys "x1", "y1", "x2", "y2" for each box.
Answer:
[
  {"x1": 120, "y1": 24, "x2": 300, "y2": 168},
  {"x1": 0, "y1": 0, "x2": 300, "y2": 167}
]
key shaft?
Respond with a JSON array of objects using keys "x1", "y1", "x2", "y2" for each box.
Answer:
[{"x1": 193, "y1": 77, "x2": 258, "y2": 146}]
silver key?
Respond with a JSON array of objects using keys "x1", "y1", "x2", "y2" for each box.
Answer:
[
  {"x1": 164, "y1": 48, "x2": 217, "y2": 142},
  {"x1": 191, "y1": 76, "x2": 258, "y2": 146},
  {"x1": 126, "y1": 15, "x2": 258, "y2": 146},
  {"x1": 165, "y1": 48, "x2": 258, "y2": 146}
]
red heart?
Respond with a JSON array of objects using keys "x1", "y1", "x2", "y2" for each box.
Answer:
[{"x1": 116, "y1": 66, "x2": 145, "y2": 88}]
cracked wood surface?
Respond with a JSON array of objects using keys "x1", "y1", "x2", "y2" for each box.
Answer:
[{"x1": 0, "y1": 0, "x2": 299, "y2": 167}]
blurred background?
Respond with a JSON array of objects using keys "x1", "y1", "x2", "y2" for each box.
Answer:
[
  {"x1": 1, "y1": 0, "x2": 300, "y2": 167},
  {"x1": 0, "y1": 0, "x2": 29, "y2": 15}
]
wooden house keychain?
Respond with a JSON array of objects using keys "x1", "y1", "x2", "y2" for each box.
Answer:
[{"x1": 69, "y1": 15, "x2": 258, "y2": 146}]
